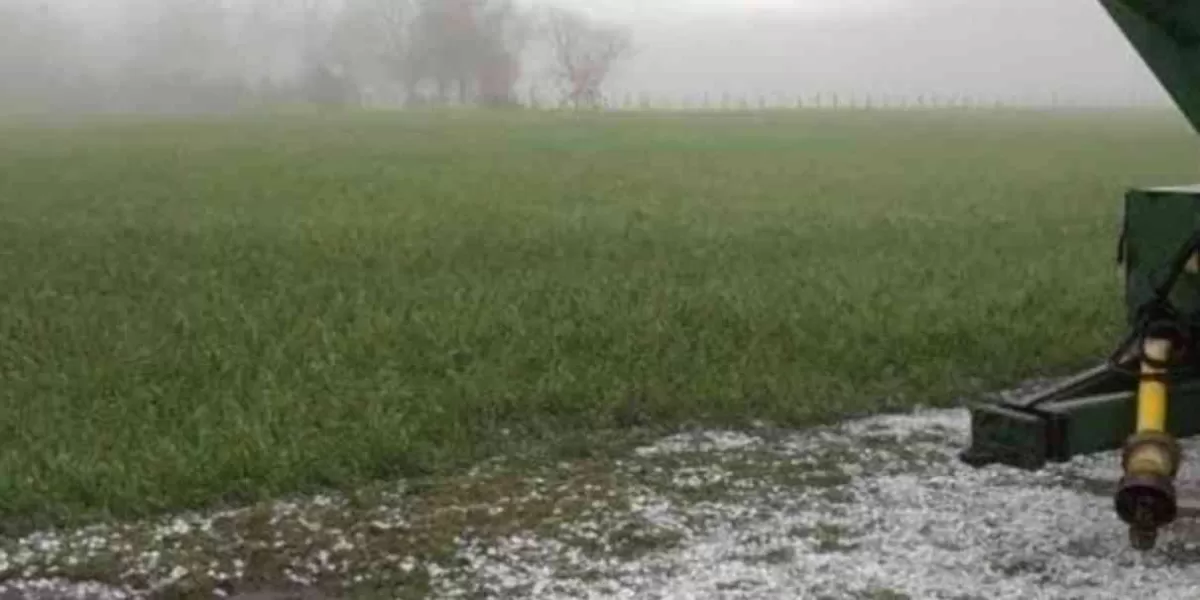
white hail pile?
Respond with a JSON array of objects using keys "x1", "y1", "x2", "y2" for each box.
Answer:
[
  {"x1": 6, "y1": 405, "x2": 1200, "y2": 599},
  {"x1": 435, "y1": 409, "x2": 1200, "y2": 599}
]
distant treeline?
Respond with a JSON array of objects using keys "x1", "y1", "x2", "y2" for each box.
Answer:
[
  {"x1": 0, "y1": 0, "x2": 633, "y2": 115},
  {"x1": 0, "y1": 0, "x2": 1169, "y2": 116}
]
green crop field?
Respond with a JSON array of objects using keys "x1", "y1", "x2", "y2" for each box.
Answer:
[{"x1": 1, "y1": 108, "x2": 1197, "y2": 535}]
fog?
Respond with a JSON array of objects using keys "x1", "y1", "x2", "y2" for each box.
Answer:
[
  {"x1": 612, "y1": 0, "x2": 1166, "y2": 107},
  {"x1": 0, "y1": 0, "x2": 1171, "y2": 115}
]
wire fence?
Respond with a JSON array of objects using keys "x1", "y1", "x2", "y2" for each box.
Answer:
[{"x1": 505, "y1": 89, "x2": 1174, "y2": 113}]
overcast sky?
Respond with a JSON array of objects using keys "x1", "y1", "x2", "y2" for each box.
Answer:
[
  {"x1": 34, "y1": 0, "x2": 1177, "y2": 108},
  {"x1": 543, "y1": 0, "x2": 905, "y2": 20},
  {"x1": 561, "y1": 0, "x2": 1169, "y2": 107}
]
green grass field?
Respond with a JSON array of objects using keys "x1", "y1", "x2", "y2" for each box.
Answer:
[{"x1": 1, "y1": 109, "x2": 1198, "y2": 534}]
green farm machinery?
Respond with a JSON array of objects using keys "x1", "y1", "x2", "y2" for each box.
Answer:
[{"x1": 959, "y1": 0, "x2": 1200, "y2": 550}]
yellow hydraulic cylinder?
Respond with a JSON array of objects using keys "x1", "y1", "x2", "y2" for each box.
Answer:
[
  {"x1": 1117, "y1": 335, "x2": 1181, "y2": 551},
  {"x1": 1136, "y1": 337, "x2": 1172, "y2": 434},
  {"x1": 1126, "y1": 337, "x2": 1176, "y2": 480}
]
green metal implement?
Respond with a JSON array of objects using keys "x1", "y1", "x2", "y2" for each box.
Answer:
[
  {"x1": 1101, "y1": 0, "x2": 1200, "y2": 133},
  {"x1": 960, "y1": 0, "x2": 1200, "y2": 550},
  {"x1": 961, "y1": 187, "x2": 1200, "y2": 470}
]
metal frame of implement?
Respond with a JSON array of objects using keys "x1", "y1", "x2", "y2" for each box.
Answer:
[{"x1": 960, "y1": 0, "x2": 1200, "y2": 550}]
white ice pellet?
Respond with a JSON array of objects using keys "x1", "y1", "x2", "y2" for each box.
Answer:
[
  {"x1": 11, "y1": 381, "x2": 1200, "y2": 599},
  {"x1": 428, "y1": 406, "x2": 1200, "y2": 600}
]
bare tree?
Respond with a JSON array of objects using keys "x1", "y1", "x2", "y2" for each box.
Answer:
[
  {"x1": 405, "y1": 0, "x2": 531, "y2": 107},
  {"x1": 542, "y1": 7, "x2": 633, "y2": 110},
  {"x1": 117, "y1": 0, "x2": 251, "y2": 113},
  {"x1": 293, "y1": 0, "x2": 355, "y2": 108},
  {"x1": 474, "y1": 0, "x2": 535, "y2": 107},
  {"x1": 407, "y1": 0, "x2": 476, "y2": 104},
  {"x1": 327, "y1": 0, "x2": 416, "y2": 105}
]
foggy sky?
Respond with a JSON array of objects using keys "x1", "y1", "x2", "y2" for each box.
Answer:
[
  {"x1": 544, "y1": 0, "x2": 905, "y2": 20},
  {"x1": 15, "y1": 0, "x2": 1175, "y2": 108},
  {"x1": 590, "y1": 0, "x2": 1168, "y2": 106}
]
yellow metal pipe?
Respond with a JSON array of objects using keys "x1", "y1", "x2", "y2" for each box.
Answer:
[
  {"x1": 1137, "y1": 337, "x2": 1172, "y2": 433},
  {"x1": 1117, "y1": 335, "x2": 1184, "y2": 550},
  {"x1": 1137, "y1": 378, "x2": 1167, "y2": 432}
]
